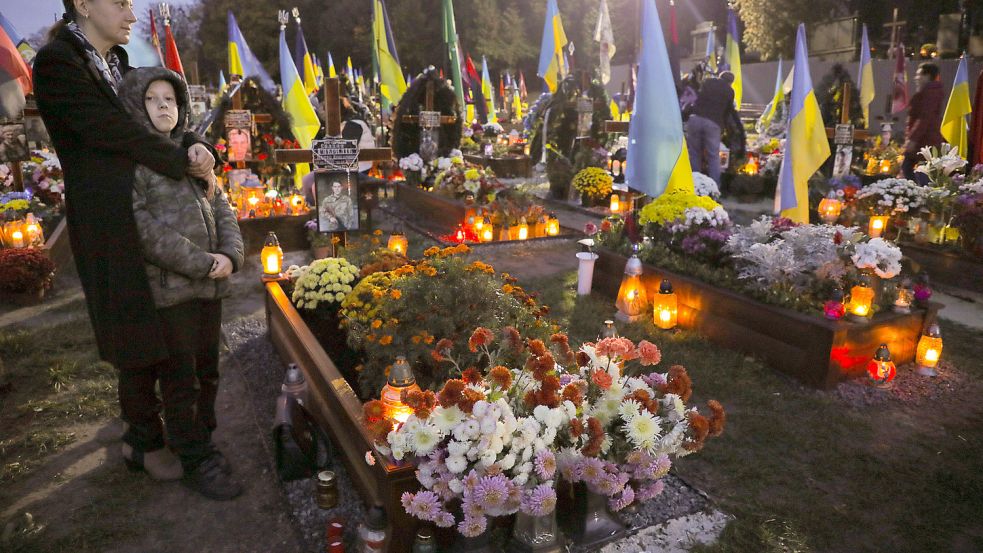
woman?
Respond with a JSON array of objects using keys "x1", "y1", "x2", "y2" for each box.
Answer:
[{"x1": 34, "y1": 0, "x2": 221, "y2": 483}]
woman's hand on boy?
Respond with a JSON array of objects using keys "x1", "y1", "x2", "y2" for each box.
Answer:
[
  {"x1": 208, "y1": 253, "x2": 233, "y2": 279},
  {"x1": 187, "y1": 143, "x2": 216, "y2": 179}
]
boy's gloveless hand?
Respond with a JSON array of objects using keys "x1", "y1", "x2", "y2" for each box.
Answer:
[
  {"x1": 187, "y1": 143, "x2": 216, "y2": 179},
  {"x1": 202, "y1": 171, "x2": 218, "y2": 201},
  {"x1": 208, "y1": 253, "x2": 233, "y2": 279}
]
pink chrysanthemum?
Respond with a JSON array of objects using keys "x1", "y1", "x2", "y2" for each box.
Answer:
[
  {"x1": 520, "y1": 483, "x2": 557, "y2": 516},
  {"x1": 534, "y1": 449, "x2": 557, "y2": 480},
  {"x1": 457, "y1": 515, "x2": 488, "y2": 537}
]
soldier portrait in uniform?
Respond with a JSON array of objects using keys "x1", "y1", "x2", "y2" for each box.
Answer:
[{"x1": 315, "y1": 173, "x2": 358, "y2": 232}]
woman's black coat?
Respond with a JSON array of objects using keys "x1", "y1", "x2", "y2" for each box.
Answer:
[{"x1": 34, "y1": 26, "x2": 215, "y2": 370}]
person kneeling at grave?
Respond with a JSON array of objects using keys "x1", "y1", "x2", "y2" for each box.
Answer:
[{"x1": 119, "y1": 67, "x2": 245, "y2": 500}]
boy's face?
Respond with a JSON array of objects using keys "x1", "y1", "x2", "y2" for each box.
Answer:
[{"x1": 145, "y1": 80, "x2": 179, "y2": 134}]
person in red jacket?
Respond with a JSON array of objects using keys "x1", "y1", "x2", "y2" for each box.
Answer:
[{"x1": 902, "y1": 63, "x2": 944, "y2": 183}]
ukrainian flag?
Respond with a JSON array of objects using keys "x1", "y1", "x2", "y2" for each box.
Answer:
[
  {"x1": 759, "y1": 58, "x2": 784, "y2": 129},
  {"x1": 536, "y1": 0, "x2": 568, "y2": 93},
  {"x1": 705, "y1": 26, "x2": 717, "y2": 74},
  {"x1": 625, "y1": 0, "x2": 694, "y2": 199},
  {"x1": 724, "y1": 8, "x2": 742, "y2": 109},
  {"x1": 227, "y1": 11, "x2": 274, "y2": 92},
  {"x1": 279, "y1": 22, "x2": 320, "y2": 187},
  {"x1": 858, "y1": 24, "x2": 875, "y2": 128},
  {"x1": 312, "y1": 54, "x2": 324, "y2": 87},
  {"x1": 776, "y1": 24, "x2": 830, "y2": 223},
  {"x1": 373, "y1": 0, "x2": 406, "y2": 106},
  {"x1": 481, "y1": 56, "x2": 497, "y2": 123},
  {"x1": 941, "y1": 54, "x2": 972, "y2": 159},
  {"x1": 294, "y1": 20, "x2": 317, "y2": 95},
  {"x1": 347, "y1": 56, "x2": 354, "y2": 77},
  {"x1": 328, "y1": 52, "x2": 337, "y2": 78}
]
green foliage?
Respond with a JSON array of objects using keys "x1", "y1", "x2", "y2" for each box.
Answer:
[{"x1": 733, "y1": 0, "x2": 840, "y2": 60}]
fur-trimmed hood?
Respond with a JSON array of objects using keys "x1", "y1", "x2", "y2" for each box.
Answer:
[{"x1": 118, "y1": 67, "x2": 189, "y2": 141}]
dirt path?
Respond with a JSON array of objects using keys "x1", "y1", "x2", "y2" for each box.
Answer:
[{"x1": 1, "y1": 260, "x2": 307, "y2": 553}]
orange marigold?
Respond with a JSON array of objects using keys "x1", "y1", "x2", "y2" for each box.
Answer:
[
  {"x1": 462, "y1": 367, "x2": 483, "y2": 385},
  {"x1": 468, "y1": 327, "x2": 494, "y2": 352},
  {"x1": 379, "y1": 335, "x2": 393, "y2": 346},
  {"x1": 390, "y1": 289, "x2": 402, "y2": 300},
  {"x1": 528, "y1": 339, "x2": 547, "y2": 356},
  {"x1": 489, "y1": 366, "x2": 513, "y2": 389}
]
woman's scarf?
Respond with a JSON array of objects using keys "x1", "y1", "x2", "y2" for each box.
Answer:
[{"x1": 66, "y1": 21, "x2": 123, "y2": 95}]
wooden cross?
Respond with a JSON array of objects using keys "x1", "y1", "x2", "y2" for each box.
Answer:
[
  {"x1": 400, "y1": 80, "x2": 458, "y2": 128},
  {"x1": 226, "y1": 75, "x2": 273, "y2": 170},
  {"x1": 275, "y1": 77, "x2": 392, "y2": 165},
  {"x1": 824, "y1": 83, "x2": 869, "y2": 141}
]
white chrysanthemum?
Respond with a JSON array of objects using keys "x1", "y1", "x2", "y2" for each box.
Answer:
[
  {"x1": 432, "y1": 405, "x2": 466, "y2": 433},
  {"x1": 618, "y1": 399, "x2": 642, "y2": 422},
  {"x1": 626, "y1": 410, "x2": 662, "y2": 452},
  {"x1": 447, "y1": 439, "x2": 469, "y2": 457},
  {"x1": 411, "y1": 423, "x2": 442, "y2": 456},
  {"x1": 446, "y1": 455, "x2": 468, "y2": 474}
]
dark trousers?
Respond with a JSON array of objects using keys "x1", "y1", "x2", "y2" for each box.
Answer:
[
  {"x1": 118, "y1": 299, "x2": 222, "y2": 470},
  {"x1": 902, "y1": 152, "x2": 930, "y2": 185}
]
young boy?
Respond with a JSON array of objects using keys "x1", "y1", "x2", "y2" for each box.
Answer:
[{"x1": 119, "y1": 67, "x2": 244, "y2": 500}]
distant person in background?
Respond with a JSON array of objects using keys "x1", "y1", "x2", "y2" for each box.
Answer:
[
  {"x1": 903, "y1": 63, "x2": 944, "y2": 184},
  {"x1": 686, "y1": 70, "x2": 736, "y2": 186}
]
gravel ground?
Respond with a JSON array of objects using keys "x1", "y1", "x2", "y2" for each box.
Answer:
[
  {"x1": 827, "y1": 361, "x2": 969, "y2": 407},
  {"x1": 222, "y1": 315, "x2": 718, "y2": 552}
]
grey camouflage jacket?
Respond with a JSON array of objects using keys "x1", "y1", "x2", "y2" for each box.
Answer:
[{"x1": 119, "y1": 67, "x2": 244, "y2": 309}]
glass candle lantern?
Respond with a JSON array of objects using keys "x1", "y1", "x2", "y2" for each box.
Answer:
[
  {"x1": 915, "y1": 324, "x2": 943, "y2": 376},
  {"x1": 261, "y1": 231, "x2": 284, "y2": 278},
  {"x1": 879, "y1": 159, "x2": 892, "y2": 173},
  {"x1": 288, "y1": 194, "x2": 306, "y2": 213},
  {"x1": 517, "y1": 217, "x2": 529, "y2": 240},
  {"x1": 387, "y1": 230, "x2": 408, "y2": 255},
  {"x1": 23, "y1": 214, "x2": 44, "y2": 246},
  {"x1": 817, "y1": 191, "x2": 843, "y2": 224},
  {"x1": 380, "y1": 356, "x2": 422, "y2": 423},
  {"x1": 867, "y1": 343, "x2": 897, "y2": 385},
  {"x1": 652, "y1": 279, "x2": 678, "y2": 330},
  {"x1": 472, "y1": 209, "x2": 485, "y2": 233},
  {"x1": 2, "y1": 220, "x2": 27, "y2": 249},
  {"x1": 894, "y1": 279, "x2": 913, "y2": 313},
  {"x1": 599, "y1": 319, "x2": 618, "y2": 339},
  {"x1": 848, "y1": 279, "x2": 875, "y2": 320},
  {"x1": 480, "y1": 218, "x2": 494, "y2": 242},
  {"x1": 610, "y1": 194, "x2": 621, "y2": 213},
  {"x1": 868, "y1": 215, "x2": 889, "y2": 238},
  {"x1": 615, "y1": 247, "x2": 647, "y2": 322},
  {"x1": 545, "y1": 214, "x2": 560, "y2": 236},
  {"x1": 823, "y1": 288, "x2": 846, "y2": 320},
  {"x1": 533, "y1": 215, "x2": 547, "y2": 238}
]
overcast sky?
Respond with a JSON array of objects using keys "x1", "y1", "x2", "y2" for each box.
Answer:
[{"x1": 1, "y1": 0, "x2": 197, "y2": 40}]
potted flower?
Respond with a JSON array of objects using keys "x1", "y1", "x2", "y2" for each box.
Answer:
[
  {"x1": 306, "y1": 219, "x2": 335, "y2": 259},
  {"x1": 0, "y1": 247, "x2": 56, "y2": 305},
  {"x1": 572, "y1": 167, "x2": 613, "y2": 207}
]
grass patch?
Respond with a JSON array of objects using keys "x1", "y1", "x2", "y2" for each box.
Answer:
[
  {"x1": 0, "y1": 315, "x2": 116, "y2": 485},
  {"x1": 522, "y1": 271, "x2": 983, "y2": 553}
]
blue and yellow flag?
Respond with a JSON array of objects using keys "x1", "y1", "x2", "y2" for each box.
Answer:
[
  {"x1": 227, "y1": 11, "x2": 274, "y2": 91},
  {"x1": 776, "y1": 24, "x2": 830, "y2": 223},
  {"x1": 327, "y1": 52, "x2": 337, "y2": 78},
  {"x1": 625, "y1": 0, "x2": 694, "y2": 199},
  {"x1": 723, "y1": 8, "x2": 742, "y2": 109},
  {"x1": 373, "y1": 0, "x2": 407, "y2": 106},
  {"x1": 858, "y1": 24, "x2": 874, "y2": 128},
  {"x1": 941, "y1": 54, "x2": 972, "y2": 159},
  {"x1": 312, "y1": 54, "x2": 324, "y2": 87},
  {"x1": 705, "y1": 25, "x2": 717, "y2": 74},
  {"x1": 346, "y1": 56, "x2": 354, "y2": 77},
  {"x1": 536, "y1": 0, "x2": 568, "y2": 93},
  {"x1": 279, "y1": 20, "x2": 320, "y2": 187},
  {"x1": 481, "y1": 56, "x2": 497, "y2": 123},
  {"x1": 293, "y1": 14, "x2": 318, "y2": 95},
  {"x1": 759, "y1": 58, "x2": 784, "y2": 129}
]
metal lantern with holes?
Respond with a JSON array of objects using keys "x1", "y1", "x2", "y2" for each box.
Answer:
[
  {"x1": 380, "y1": 356, "x2": 422, "y2": 423},
  {"x1": 653, "y1": 279, "x2": 678, "y2": 330},
  {"x1": 915, "y1": 324, "x2": 943, "y2": 376},
  {"x1": 610, "y1": 148, "x2": 627, "y2": 184},
  {"x1": 615, "y1": 245, "x2": 647, "y2": 322}
]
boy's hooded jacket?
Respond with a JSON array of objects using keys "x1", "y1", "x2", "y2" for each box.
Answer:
[{"x1": 119, "y1": 67, "x2": 243, "y2": 309}]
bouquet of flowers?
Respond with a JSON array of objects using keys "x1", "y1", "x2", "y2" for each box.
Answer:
[
  {"x1": 693, "y1": 172, "x2": 720, "y2": 199},
  {"x1": 367, "y1": 328, "x2": 724, "y2": 536},
  {"x1": 851, "y1": 237, "x2": 903, "y2": 279},
  {"x1": 0, "y1": 247, "x2": 55, "y2": 294},
  {"x1": 291, "y1": 257, "x2": 359, "y2": 311},
  {"x1": 399, "y1": 153, "x2": 426, "y2": 173},
  {"x1": 433, "y1": 161, "x2": 503, "y2": 204},
  {"x1": 915, "y1": 143, "x2": 967, "y2": 192},
  {"x1": 571, "y1": 167, "x2": 613, "y2": 201},
  {"x1": 854, "y1": 178, "x2": 934, "y2": 215},
  {"x1": 638, "y1": 189, "x2": 724, "y2": 228}
]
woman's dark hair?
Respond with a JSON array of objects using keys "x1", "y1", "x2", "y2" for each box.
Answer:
[
  {"x1": 47, "y1": 0, "x2": 78, "y2": 42},
  {"x1": 917, "y1": 63, "x2": 940, "y2": 80}
]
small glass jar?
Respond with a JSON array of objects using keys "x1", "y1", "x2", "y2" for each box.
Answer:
[{"x1": 315, "y1": 470, "x2": 338, "y2": 509}]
